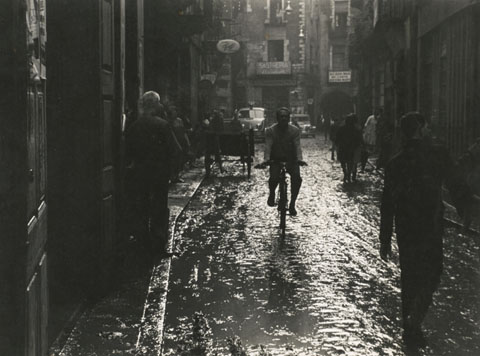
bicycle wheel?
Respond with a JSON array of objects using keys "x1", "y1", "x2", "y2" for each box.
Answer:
[{"x1": 279, "y1": 180, "x2": 287, "y2": 236}]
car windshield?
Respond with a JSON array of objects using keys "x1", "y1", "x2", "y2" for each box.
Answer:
[
  {"x1": 294, "y1": 116, "x2": 310, "y2": 123},
  {"x1": 239, "y1": 109, "x2": 264, "y2": 119}
]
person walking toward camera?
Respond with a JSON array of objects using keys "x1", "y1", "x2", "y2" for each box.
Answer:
[{"x1": 379, "y1": 112, "x2": 472, "y2": 348}]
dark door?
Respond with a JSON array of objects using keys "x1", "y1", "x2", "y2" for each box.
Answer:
[
  {"x1": 26, "y1": 1, "x2": 48, "y2": 355},
  {"x1": 100, "y1": 0, "x2": 116, "y2": 274}
]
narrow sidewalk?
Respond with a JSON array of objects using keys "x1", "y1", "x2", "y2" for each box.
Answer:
[{"x1": 50, "y1": 162, "x2": 205, "y2": 356}]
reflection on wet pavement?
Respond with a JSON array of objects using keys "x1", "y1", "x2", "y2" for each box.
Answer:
[{"x1": 163, "y1": 138, "x2": 480, "y2": 356}]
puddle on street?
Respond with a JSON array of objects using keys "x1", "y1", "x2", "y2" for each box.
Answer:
[{"x1": 163, "y1": 139, "x2": 480, "y2": 356}]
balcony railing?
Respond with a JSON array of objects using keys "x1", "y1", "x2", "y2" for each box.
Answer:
[
  {"x1": 256, "y1": 61, "x2": 292, "y2": 75},
  {"x1": 265, "y1": 10, "x2": 288, "y2": 25}
]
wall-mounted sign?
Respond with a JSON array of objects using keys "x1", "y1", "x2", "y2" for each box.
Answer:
[
  {"x1": 256, "y1": 61, "x2": 292, "y2": 75},
  {"x1": 216, "y1": 39, "x2": 240, "y2": 54},
  {"x1": 328, "y1": 71, "x2": 351, "y2": 83},
  {"x1": 200, "y1": 73, "x2": 217, "y2": 84}
]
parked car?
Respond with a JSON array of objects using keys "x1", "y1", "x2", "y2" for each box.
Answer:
[
  {"x1": 291, "y1": 114, "x2": 316, "y2": 137},
  {"x1": 237, "y1": 107, "x2": 266, "y2": 140}
]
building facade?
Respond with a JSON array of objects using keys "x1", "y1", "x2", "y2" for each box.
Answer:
[
  {"x1": 0, "y1": 1, "x2": 216, "y2": 355},
  {"x1": 314, "y1": 0, "x2": 357, "y2": 123},
  {"x1": 351, "y1": 0, "x2": 480, "y2": 157},
  {"x1": 232, "y1": 0, "x2": 311, "y2": 124}
]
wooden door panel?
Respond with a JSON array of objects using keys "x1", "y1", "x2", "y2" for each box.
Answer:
[
  {"x1": 103, "y1": 99, "x2": 113, "y2": 165},
  {"x1": 102, "y1": 70, "x2": 114, "y2": 96},
  {"x1": 102, "y1": 0, "x2": 113, "y2": 68},
  {"x1": 39, "y1": 253, "x2": 48, "y2": 356},
  {"x1": 102, "y1": 167, "x2": 115, "y2": 195},
  {"x1": 103, "y1": 196, "x2": 115, "y2": 254},
  {"x1": 27, "y1": 217, "x2": 38, "y2": 280},
  {"x1": 27, "y1": 90, "x2": 37, "y2": 218},
  {"x1": 26, "y1": 273, "x2": 40, "y2": 356},
  {"x1": 25, "y1": 1, "x2": 48, "y2": 355},
  {"x1": 100, "y1": 0, "x2": 116, "y2": 259},
  {"x1": 37, "y1": 92, "x2": 47, "y2": 202}
]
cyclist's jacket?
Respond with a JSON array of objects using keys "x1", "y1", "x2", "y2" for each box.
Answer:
[{"x1": 264, "y1": 123, "x2": 303, "y2": 162}]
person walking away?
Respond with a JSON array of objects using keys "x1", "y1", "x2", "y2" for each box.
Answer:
[
  {"x1": 167, "y1": 104, "x2": 191, "y2": 183},
  {"x1": 375, "y1": 108, "x2": 394, "y2": 168},
  {"x1": 192, "y1": 114, "x2": 210, "y2": 161},
  {"x1": 335, "y1": 113, "x2": 363, "y2": 183},
  {"x1": 259, "y1": 107, "x2": 307, "y2": 216},
  {"x1": 205, "y1": 110, "x2": 224, "y2": 176},
  {"x1": 379, "y1": 112, "x2": 472, "y2": 348},
  {"x1": 126, "y1": 91, "x2": 180, "y2": 259}
]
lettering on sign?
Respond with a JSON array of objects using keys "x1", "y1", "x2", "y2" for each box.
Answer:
[
  {"x1": 256, "y1": 61, "x2": 292, "y2": 75},
  {"x1": 217, "y1": 39, "x2": 240, "y2": 54},
  {"x1": 328, "y1": 71, "x2": 352, "y2": 82}
]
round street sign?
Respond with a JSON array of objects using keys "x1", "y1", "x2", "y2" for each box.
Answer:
[{"x1": 217, "y1": 39, "x2": 240, "y2": 54}]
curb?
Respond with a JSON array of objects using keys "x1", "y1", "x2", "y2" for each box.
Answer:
[{"x1": 135, "y1": 167, "x2": 206, "y2": 355}]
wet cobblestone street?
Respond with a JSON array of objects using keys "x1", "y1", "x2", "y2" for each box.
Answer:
[{"x1": 163, "y1": 138, "x2": 480, "y2": 356}]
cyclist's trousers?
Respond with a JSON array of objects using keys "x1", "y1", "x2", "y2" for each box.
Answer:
[{"x1": 269, "y1": 163, "x2": 302, "y2": 196}]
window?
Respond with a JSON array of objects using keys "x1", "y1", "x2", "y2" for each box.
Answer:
[
  {"x1": 270, "y1": 0, "x2": 284, "y2": 24},
  {"x1": 268, "y1": 40, "x2": 284, "y2": 62},
  {"x1": 335, "y1": 13, "x2": 347, "y2": 30},
  {"x1": 332, "y1": 46, "x2": 345, "y2": 70}
]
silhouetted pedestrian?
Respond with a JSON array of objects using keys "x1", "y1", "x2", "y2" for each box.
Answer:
[
  {"x1": 376, "y1": 108, "x2": 394, "y2": 168},
  {"x1": 167, "y1": 104, "x2": 191, "y2": 183},
  {"x1": 335, "y1": 113, "x2": 363, "y2": 182},
  {"x1": 126, "y1": 91, "x2": 180, "y2": 259},
  {"x1": 379, "y1": 112, "x2": 472, "y2": 348},
  {"x1": 205, "y1": 110, "x2": 224, "y2": 176}
]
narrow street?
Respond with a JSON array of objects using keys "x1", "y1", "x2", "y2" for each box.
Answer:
[{"x1": 162, "y1": 138, "x2": 480, "y2": 356}]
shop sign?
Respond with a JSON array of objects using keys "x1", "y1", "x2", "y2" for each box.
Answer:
[
  {"x1": 200, "y1": 73, "x2": 217, "y2": 84},
  {"x1": 217, "y1": 39, "x2": 240, "y2": 54},
  {"x1": 328, "y1": 71, "x2": 351, "y2": 83},
  {"x1": 256, "y1": 61, "x2": 292, "y2": 75}
]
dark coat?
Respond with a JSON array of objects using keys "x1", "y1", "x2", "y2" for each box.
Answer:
[
  {"x1": 126, "y1": 114, "x2": 178, "y2": 183},
  {"x1": 380, "y1": 139, "x2": 470, "y2": 245},
  {"x1": 379, "y1": 139, "x2": 472, "y2": 321},
  {"x1": 335, "y1": 124, "x2": 362, "y2": 163}
]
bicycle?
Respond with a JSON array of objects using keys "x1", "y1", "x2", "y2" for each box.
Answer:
[{"x1": 255, "y1": 160, "x2": 306, "y2": 237}]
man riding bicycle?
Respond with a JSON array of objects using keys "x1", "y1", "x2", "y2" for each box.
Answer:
[{"x1": 259, "y1": 107, "x2": 307, "y2": 216}]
